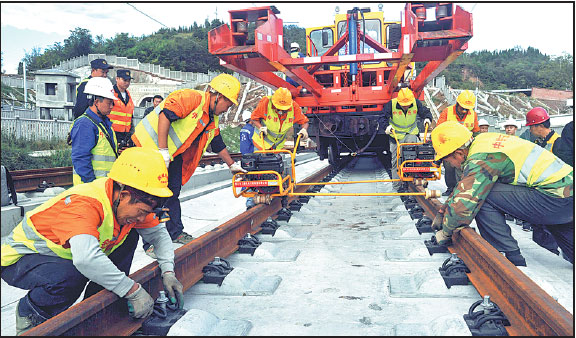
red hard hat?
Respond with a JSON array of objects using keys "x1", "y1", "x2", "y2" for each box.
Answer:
[{"x1": 525, "y1": 107, "x2": 549, "y2": 126}]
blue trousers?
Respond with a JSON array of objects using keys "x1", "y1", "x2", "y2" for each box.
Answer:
[
  {"x1": 1, "y1": 229, "x2": 139, "y2": 317},
  {"x1": 143, "y1": 154, "x2": 184, "y2": 250},
  {"x1": 474, "y1": 183, "x2": 574, "y2": 263}
]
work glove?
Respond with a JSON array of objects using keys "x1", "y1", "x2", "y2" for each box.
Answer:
[
  {"x1": 229, "y1": 162, "x2": 248, "y2": 174},
  {"x1": 434, "y1": 229, "x2": 452, "y2": 246},
  {"x1": 159, "y1": 148, "x2": 171, "y2": 169},
  {"x1": 431, "y1": 212, "x2": 444, "y2": 231},
  {"x1": 259, "y1": 126, "x2": 268, "y2": 137},
  {"x1": 125, "y1": 283, "x2": 154, "y2": 319},
  {"x1": 297, "y1": 128, "x2": 309, "y2": 139},
  {"x1": 162, "y1": 271, "x2": 185, "y2": 309},
  {"x1": 423, "y1": 118, "x2": 432, "y2": 127},
  {"x1": 385, "y1": 125, "x2": 394, "y2": 135}
]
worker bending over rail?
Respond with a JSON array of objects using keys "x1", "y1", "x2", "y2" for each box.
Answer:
[
  {"x1": 1, "y1": 148, "x2": 184, "y2": 335},
  {"x1": 430, "y1": 121, "x2": 574, "y2": 266},
  {"x1": 380, "y1": 87, "x2": 433, "y2": 191},
  {"x1": 132, "y1": 74, "x2": 247, "y2": 257},
  {"x1": 251, "y1": 87, "x2": 309, "y2": 150}
]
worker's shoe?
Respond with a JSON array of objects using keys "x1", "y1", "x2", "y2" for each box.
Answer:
[
  {"x1": 16, "y1": 296, "x2": 48, "y2": 336},
  {"x1": 173, "y1": 232, "x2": 194, "y2": 245},
  {"x1": 442, "y1": 187, "x2": 453, "y2": 196},
  {"x1": 145, "y1": 245, "x2": 157, "y2": 259},
  {"x1": 522, "y1": 223, "x2": 532, "y2": 232},
  {"x1": 504, "y1": 250, "x2": 527, "y2": 267}
]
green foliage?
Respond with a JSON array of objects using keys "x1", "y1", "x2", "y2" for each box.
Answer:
[
  {"x1": 441, "y1": 47, "x2": 574, "y2": 91},
  {"x1": 283, "y1": 25, "x2": 306, "y2": 54},
  {"x1": 1, "y1": 134, "x2": 72, "y2": 170},
  {"x1": 219, "y1": 125, "x2": 242, "y2": 153}
]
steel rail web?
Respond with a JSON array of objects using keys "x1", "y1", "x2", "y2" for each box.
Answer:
[
  {"x1": 409, "y1": 184, "x2": 574, "y2": 336},
  {"x1": 22, "y1": 164, "x2": 333, "y2": 336}
]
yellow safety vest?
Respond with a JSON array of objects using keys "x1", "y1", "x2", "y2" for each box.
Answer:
[
  {"x1": 252, "y1": 97, "x2": 295, "y2": 150},
  {"x1": 72, "y1": 114, "x2": 118, "y2": 185},
  {"x1": 1, "y1": 178, "x2": 127, "y2": 266},
  {"x1": 468, "y1": 133, "x2": 572, "y2": 187},
  {"x1": 446, "y1": 105, "x2": 477, "y2": 131},
  {"x1": 133, "y1": 90, "x2": 213, "y2": 159},
  {"x1": 389, "y1": 98, "x2": 419, "y2": 140},
  {"x1": 544, "y1": 132, "x2": 560, "y2": 152}
]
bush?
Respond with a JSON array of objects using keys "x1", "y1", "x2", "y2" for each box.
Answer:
[{"x1": 1, "y1": 134, "x2": 72, "y2": 170}]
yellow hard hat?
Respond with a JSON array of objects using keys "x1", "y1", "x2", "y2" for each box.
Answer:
[
  {"x1": 107, "y1": 147, "x2": 173, "y2": 197},
  {"x1": 209, "y1": 74, "x2": 241, "y2": 105},
  {"x1": 431, "y1": 121, "x2": 473, "y2": 161},
  {"x1": 397, "y1": 88, "x2": 415, "y2": 106},
  {"x1": 271, "y1": 87, "x2": 293, "y2": 110},
  {"x1": 456, "y1": 90, "x2": 476, "y2": 110}
]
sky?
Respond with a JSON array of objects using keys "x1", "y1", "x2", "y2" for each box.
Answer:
[{"x1": 1, "y1": 2, "x2": 574, "y2": 74}]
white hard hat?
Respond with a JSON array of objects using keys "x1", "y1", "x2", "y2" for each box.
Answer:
[
  {"x1": 241, "y1": 109, "x2": 252, "y2": 121},
  {"x1": 502, "y1": 117, "x2": 520, "y2": 129},
  {"x1": 290, "y1": 42, "x2": 300, "y2": 49},
  {"x1": 84, "y1": 77, "x2": 116, "y2": 100},
  {"x1": 478, "y1": 118, "x2": 490, "y2": 126}
]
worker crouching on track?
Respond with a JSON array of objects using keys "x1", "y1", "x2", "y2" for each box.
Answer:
[
  {"x1": 132, "y1": 74, "x2": 247, "y2": 257},
  {"x1": 380, "y1": 87, "x2": 433, "y2": 191},
  {"x1": 1, "y1": 147, "x2": 184, "y2": 335},
  {"x1": 251, "y1": 87, "x2": 310, "y2": 150},
  {"x1": 429, "y1": 121, "x2": 574, "y2": 266}
]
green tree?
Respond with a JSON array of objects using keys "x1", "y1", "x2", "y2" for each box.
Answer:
[{"x1": 63, "y1": 27, "x2": 94, "y2": 58}]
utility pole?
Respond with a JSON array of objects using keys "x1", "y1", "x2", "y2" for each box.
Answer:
[{"x1": 23, "y1": 61, "x2": 27, "y2": 109}]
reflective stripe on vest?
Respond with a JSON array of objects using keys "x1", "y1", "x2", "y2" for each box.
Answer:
[
  {"x1": 446, "y1": 105, "x2": 477, "y2": 131},
  {"x1": 133, "y1": 89, "x2": 207, "y2": 158},
  {"x1": 389, "y1": 98, "x2": 418, "y2": 139},
  {"x1": 468, "y1": 133, "x2": 572, "y2": 187},
  {"x1": 251, "y1": 97, "x2": 294, "y2": 150},
  {"x1": 109, "y1": 90, "x2": 135, "y2": 133},
  {"x1": 1, "y1": 178, "x2": 123, "y2": 266},
  {"x1": 72, "y1": 115, "x2": 118, "y2": 185}
]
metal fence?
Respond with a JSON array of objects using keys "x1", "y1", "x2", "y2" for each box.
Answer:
[{"x1": 2, "y1": 117, "x2": 72, "y2": 141}]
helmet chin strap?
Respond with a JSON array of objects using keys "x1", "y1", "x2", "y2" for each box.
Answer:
[
  {"x1": 209, "y1": 93, "x2": 220, "y2": 117},
  {"x1": 113, "y1": 183, "x2": 125, "y2": 217}
]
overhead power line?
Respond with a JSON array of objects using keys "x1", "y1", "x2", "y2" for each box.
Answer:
[{"x1": 126, "y1": 3, "x2": 168, "y2": 29}]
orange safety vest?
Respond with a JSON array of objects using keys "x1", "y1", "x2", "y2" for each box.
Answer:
[
  {"x1": 445, "y1": 105, "x2": 477, "y2": 131},
  {"x1": 109, "y1": 89, "x2": 135, "y2": 133},
  {"x1": 132, "y1": 90, "x2": 219, "y2": 185}
]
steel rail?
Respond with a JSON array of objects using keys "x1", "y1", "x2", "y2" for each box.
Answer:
[
  {"x1": 9, "y1": 154, "x2": 244, "y2": 193},
  {"x1": 23, "y1": 164, "x2": 333, "y2": 336},
  {"x1": 409, "y1": 184, "x2": 574, "y2": 336}
]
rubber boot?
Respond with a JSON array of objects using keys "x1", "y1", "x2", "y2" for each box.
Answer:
[
  {"x1": 504, "y1": 250, "x2": 527, "y2": 267},
  {"x1": 16, "y1": 295, "x2": 49, "y2": 335}
]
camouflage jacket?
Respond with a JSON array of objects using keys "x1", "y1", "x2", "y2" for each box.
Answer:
[{"x1": 442, "y1": 152, "x2": 573, "y2": 235}]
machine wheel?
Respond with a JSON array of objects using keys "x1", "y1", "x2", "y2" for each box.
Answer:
[{"x1": 328, "y1": 142, "x2": 340, "y2": 165}]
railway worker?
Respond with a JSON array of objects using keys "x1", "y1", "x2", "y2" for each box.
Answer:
[
  {"x1": 552, "y1": 120, "x2": 574, "y2": 166},
  {"x1": 132, "y1": 74, "x2": 247, "y2": 257},
  {"x1": 250, "y1": 87, "x2": 310, "y2": 150},
  {"x1": 70, "y1": 77, "x2": 119, "y2": 185},
  {"x1": 239, "y1": 110, "x2": 256, "y2": 209},
  {"x1": 144, "y1": 94, "x2": 164, "y2": 118},
  {"x1": 502, "y1": 117, "x2": 520, "y2": 136},
  {"x1": 430, "y1": 121, "x2": 574, "y2": 266},
  {"x1": 436, "y1": 90, "x2": 480, "y2": 196},
  {"x1": 380, "y1": 87, "x2": 433, "y2": 191},
  {"x1": 286, "y1": 42, "x2": 305, "y2": 88},
  {"x1": 525, "y1": 107, "x2": 560, "y2": 152},
  {"x1": 1, "y1": 147, "x2": 185, "y2": 335},
  {"x1": 478, "y1": 118, "x2": 490, "y2": 133},
  {"x1": 109, "y1": 69, "x2": 136, "y2": 153},
  {"x1": 73, "y1": 58, "x2": 113, "y2": 120}
]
